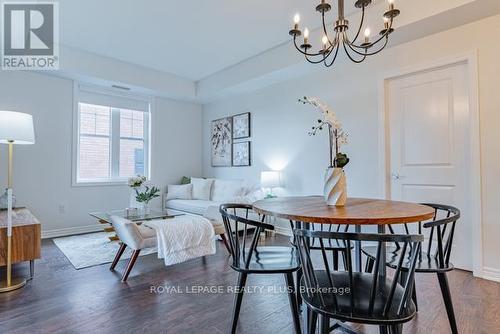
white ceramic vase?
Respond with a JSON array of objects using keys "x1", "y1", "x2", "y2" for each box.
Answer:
[{"x1": 324, "y1": 167, "x2": 347, "y2": 206}]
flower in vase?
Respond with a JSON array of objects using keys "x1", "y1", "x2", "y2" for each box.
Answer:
[
  {"x1": 128, "y1": 175, "x2": 147, "y2": 188},
  {"x1": 299, "y1": 96, "x2": 350, "y2": 168}
]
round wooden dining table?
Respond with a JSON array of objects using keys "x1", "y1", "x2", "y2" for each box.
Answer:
[
  {"x1": 253, "y1": 196, "x2": 435, "y2": 333},
  {"x1": 253, "y1": 196, "x2": 435, "y2": 273}
]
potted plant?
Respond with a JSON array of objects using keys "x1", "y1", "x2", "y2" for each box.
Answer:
[
  {"x1": 134, "y1": 185, "x2": 160, "y2": 215},
  {"x1": 299, "y1": 96, "x2": 349, "y2": 206},
  {"x1": 128, "y1": 175, "x2": 147, "y2": 209}
]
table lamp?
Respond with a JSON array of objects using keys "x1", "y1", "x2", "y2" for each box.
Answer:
[
  {"x1": 261, "y1": 171, "x2": 281, "y2": 198},
  {"x1": 0, "y1": 110, "x2": 35, "y2": 293}
]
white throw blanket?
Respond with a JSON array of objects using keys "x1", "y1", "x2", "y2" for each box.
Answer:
[{"x1": 144, "y1": 215, "x2": 216, "y2": 266}]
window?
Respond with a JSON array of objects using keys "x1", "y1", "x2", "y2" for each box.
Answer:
[{"x1": 74, "y1": 85, "x2": 150, "y2": 185}]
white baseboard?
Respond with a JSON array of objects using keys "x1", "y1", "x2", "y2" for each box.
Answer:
[
  {"x1": 480, "y1": 267, "x2": 500, "y2": 283},
  {"x1": 42, "y1": 224, "x2": 104, "y2": 239}
]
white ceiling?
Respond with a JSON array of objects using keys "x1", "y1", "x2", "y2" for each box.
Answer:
[{"x1": 59, "y1": 0, "x2": 364, "y2": 81}]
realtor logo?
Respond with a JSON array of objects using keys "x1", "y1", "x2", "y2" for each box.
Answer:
[{"x1": 1, "y1": 1, "x2": 59, "y2": 70}]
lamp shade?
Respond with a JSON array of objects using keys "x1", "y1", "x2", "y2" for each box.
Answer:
[
  {"x1": 261, "y1": 171, "x2": 281, "y2": 188},
  {"x1": 0, "y1": 111, "x2": 35, "y2": 144}
]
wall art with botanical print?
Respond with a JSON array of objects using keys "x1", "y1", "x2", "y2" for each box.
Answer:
[
  {"x1": 232, "y1": 141, "x2": 251, "y2": 167},
  {"x1": 211, "y1": 117, "x2": 232, "y2": 167},
  {"x1": 232, "y1": 112, "x2": 251, "y2": 139}
]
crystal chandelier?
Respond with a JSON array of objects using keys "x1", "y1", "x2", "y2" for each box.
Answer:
[{"x1": 289, "y1": 0, "x2": 400, "y2": 67}]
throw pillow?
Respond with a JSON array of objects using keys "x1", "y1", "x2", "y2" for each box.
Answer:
[
  {"x1": 166, "y1": 184, "x2": 193, "y2": 200},
  {"x1": 191, "y1": 177, "x2": 214, "y2": 200},
  {"x1": 211, "y1": 179, "x2": 244, "y2": 202}
]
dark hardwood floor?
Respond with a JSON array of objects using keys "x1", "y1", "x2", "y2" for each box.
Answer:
[{"x1": 0, "y1": 235, "x2": 499, "y2": 334}]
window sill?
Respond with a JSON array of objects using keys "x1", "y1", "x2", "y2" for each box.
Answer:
[{"x1": 72, "y1": 180, "x2": 130, "y2": 187}]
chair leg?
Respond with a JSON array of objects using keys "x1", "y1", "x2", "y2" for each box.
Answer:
[
  {"x1": 365, "y1": 257, "x2": 374, "y2": 273},
  {"x1": 121, "y1": 249, "x2": 140, "y2": 282},
  {"x1": 29, "y1": 260, "x2": 35, "y2": 278},
  {"x1": 437, "y1": 272, "x2": 458, "y2": 334},
  {"x1": 333, "y1": 250, "x2": 339, "y2": 271},
  {"x1": 308, "y1": 309, "x2": 317, "y2": 334},
  {"x1": 230, "y1": 272, "x2": 248, "y2": 334},
  {"x1": 319, "y1": 315, "x2": 329, "y2": 334},
  {"x1": 110, "y1": 243, "x2": 127, "y2": 271},
  {"x1": 285, "y1": 273, "x2": 301, "y2": 334},
  {"x1": 296, "y1": 268, "x2": 303, "y2": 310},
  {"x1": 412, "y1": 283, "x2": 418, "y2": 312},
  {"x1": 389, "y1": 325, "x2": 403, "y2": 334},
  {"x1": 220, "y1": 234, "x2": 231, "y2": 254}
]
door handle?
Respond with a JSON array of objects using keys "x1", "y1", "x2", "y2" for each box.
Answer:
[{"x1": 391, "y1": 173, "x2": 405, "y2": 180}]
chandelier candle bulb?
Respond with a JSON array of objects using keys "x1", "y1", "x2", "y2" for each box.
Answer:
[
  {"x1": 293, "y1": 13, "x2": 300, "y2": 29},
  {"x1": 322, "y1": 35, "x2": 328, "y2": 46},
  {"x1": 304, "y1": 28, "x2": 309, "y2": 43},
  {"x1": 289, "y1": 13, "x2": 302, "y2": 36},
  {"x1": 384, "y1": 17, "x2": 390, "y2": 29},
  {"x1": 388, "y1": 0, "x2": 395, "y2": 10},
  {"x1": 322, "y1": 35, "x2": 329, "y2": 53},
  {"x1": 364, "y1": 28, "x2": 371, "y2": 43}
]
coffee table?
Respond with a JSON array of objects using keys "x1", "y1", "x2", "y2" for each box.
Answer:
[{"x1": 89, "y1": 209, "x2": 184, "y2": 241}]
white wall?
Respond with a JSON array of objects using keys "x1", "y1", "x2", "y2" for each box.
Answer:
[
  {"x1": 202, "y1": 14, "x2": 500, "y2": 275},
  {"x1": 0, "y1": 71, "x2": 202, "y2": 237}
]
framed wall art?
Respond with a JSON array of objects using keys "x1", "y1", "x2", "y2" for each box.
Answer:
[
  {"x1": 211, "y1": 117, "x2": 232, "y2": 167},
  {"x1": 232, "y1": 112, "x2": 250, "y2": 139},
  {"x1": 232, "y1": 141, "x2": 251, "y2": 167}
]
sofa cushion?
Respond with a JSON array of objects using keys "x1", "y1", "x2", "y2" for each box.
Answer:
[
  {"x1": 166, "y1": 199, "x2": 221, "y2": 216},
  {"x1": 191, "y1": 177, "x2": 214, "y2": 200},
  {"x1": 211, "y1": 179, "x2": 244, "y2": 202},
  {"x1": 166, "y1": 184, "x2": 192, "y2": 200}
]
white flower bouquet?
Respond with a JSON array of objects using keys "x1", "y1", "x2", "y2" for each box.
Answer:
[{"x1": 128, "y1": 175, "x2": 147, "y2": 188}]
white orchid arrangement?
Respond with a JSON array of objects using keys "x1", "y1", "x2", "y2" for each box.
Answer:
[
  {"x1": 128, "y1": 175, "x2": 147, "y2": 188},
  {"x1": 299, "y1": 96, "x2": 350, "y2": 168}
]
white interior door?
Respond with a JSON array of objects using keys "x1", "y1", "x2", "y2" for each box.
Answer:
[{"x1": 387, "y1": 62, "x2": 472, "y2": 270}]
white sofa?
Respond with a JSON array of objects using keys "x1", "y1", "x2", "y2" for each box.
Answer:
[{"x1": 164, "y1": 178, "x2": 264, "y2": 223}]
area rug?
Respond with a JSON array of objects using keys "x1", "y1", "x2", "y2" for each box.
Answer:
[{"x1": 52, "y1": 232, "x2": 157, "y2": 270}]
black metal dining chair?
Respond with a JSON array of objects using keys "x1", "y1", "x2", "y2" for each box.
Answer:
[
  {"x1": 295, "y1": 228, "x2": 423, "y2": 334},
  {"x1": 290, "y1": 221, "x2": 353, "y2": 312},
  {"x1": 220, "y1": 204, "x2": 302, "y2": 334},
  {"x1": 290, "y1": 221, "x2": 351, "y2": 270},
  {"x1": 362, "y1": 203, "x2": 460, "y2": 334}
]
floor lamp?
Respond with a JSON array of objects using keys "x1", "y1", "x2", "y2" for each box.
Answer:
[{"x1": 0, "y1": 111, "x2": 35, "y2": 293}]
